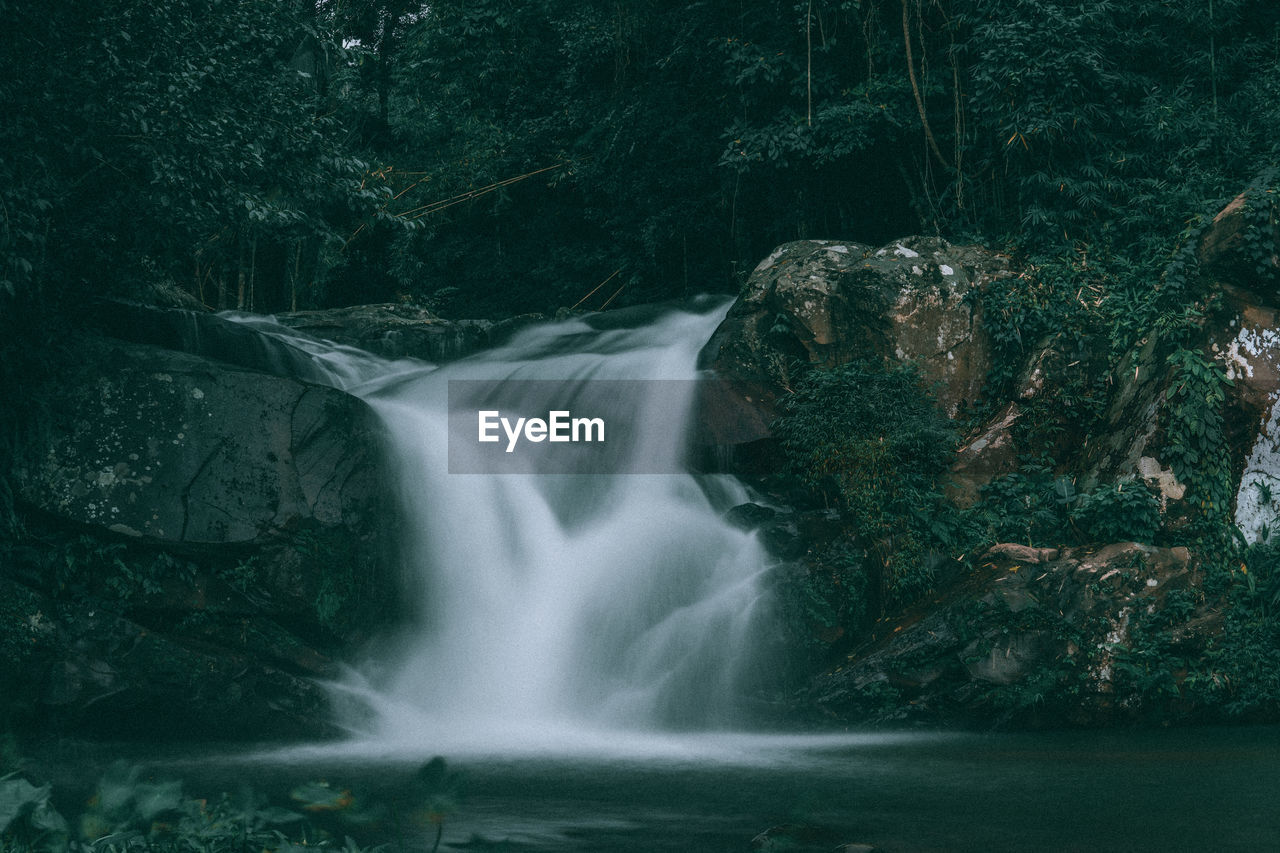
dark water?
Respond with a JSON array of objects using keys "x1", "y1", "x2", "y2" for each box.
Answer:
[{"x1": 27, "y1": 726, "x2": 1280, "y2": 851}]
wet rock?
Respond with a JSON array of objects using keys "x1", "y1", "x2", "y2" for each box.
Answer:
[
  {"x1": 5, "y1": 335, "x2": 398, "y2": 739},
  {"x1": 725, "y1": 502, "x2": 778, "y2": 529},
  {"x1": 274, "y1": 303, "x2": 542, "y2": 362},
  {"x1": 750, "y1": 823, "x2": 847, "y2": 851},
  {"x1": 90, "y1": 299, "x2": 544, "y2": 376}
]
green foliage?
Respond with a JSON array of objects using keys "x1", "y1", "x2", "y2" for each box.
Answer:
[
  {"x1": 1168, "y1": 544, "x2": 1280, "y2": 717},
  {"x1": 0, "y1": 0, "x2": 388, "y2": 317},
  {"x1": 947, "y1": 595, "x2": 1087, "y2": 716},
  {"x1": 1070, "y1": 479, "x2": 1162, "y2": 545},
  {"x1": 975, "y1": 463, "x2": 1161, "y2": 547},
  {"x1": 775, "y1": 542, "x2": 870, "y2": 655},
  {"x1": 974, "y1": 461, "x2": 1080, "y2": 546},
  {"x1": 773, "y1": 360, "x2": 960, "y2": 606},
  {"x1": 1243, "y1": 184, "x2": 1280, "y2": 285},
  {"x1": 959, "y1": 0, "x2": 1280, "y2": 251},
  {"x1": 79, "y1": 763, "x2": 185, "y2": 842},
  {"x1": 1164, "y1": 347, "x2": 1234, "y2": 530},
  {"x1": 3, "y1": 0, "x2": 1278, "y2": 323},
  {"x1": 42, "y1": 537, "x2": 199, "y2": 607},
  {"x1": 0, "y1": 775, "x2": 69, "y2": 853},
  {"x1": 0, "y1": 761, "x2": 425, "y2": 853},
  {"x1": 292, "y1": 528, "x2": 369, "y2": 639},
  {"x1": 215, "y1": 559, "x2": 260, "y2": 598}
]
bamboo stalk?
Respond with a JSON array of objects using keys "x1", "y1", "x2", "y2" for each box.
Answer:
[{"x1": 571, "y1": 269, "x2": 621, "y2": 310}]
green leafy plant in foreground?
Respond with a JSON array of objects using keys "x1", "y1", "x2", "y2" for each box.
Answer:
[{"x1": 0, "y1": 757, "x2": 459, "y2": 853}]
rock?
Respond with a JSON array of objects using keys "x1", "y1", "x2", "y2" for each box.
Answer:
[
  {"x1": 16, "y1": 338, "x2": 384, "y2": 547},
  {"x1": 0, "y1": 577, "x2": 336, "y2": 739},
  {"x1": 5, "y1": 334, "x2": 399, "y2": 739},
  {"x1": 750, "y1": 823, "x2": 846, "y2": 851},
  {"x1": 133, "y1": 280, "x2": 210, "y2": 312},
  {"x1": 1015, "y1": 335, "x2": 1058, "y2": 400},
  {"x1": 1135, "y1": 456, "x2": 1187, "y2": 503},
  {"x1": 1079, "y1": 334, "x2": 1175, "y2": 493},
  {"x1": 809, "y1": 542, "x2": 1211, "y2": 727},
  {"x1": 700, "y1": 237, "x2": 1013, "y2": 455},
  {"x1": 1198, "y1": 189, "x2": 1280, "y2": 291},
  {"x1": 1082, "y1": 275, "x2": 1280, "y2": 542},
  {"x1": 274, "y1": 303, "x2": 499, "y2": 362},
  {"x1": 88, "y1": 299, "x2": 546, "y2": 377},
  {"x1": 948, "y1": 402, "x2": 1021, "y2": 507},
  {"x1": 725, "y1": 503, "x2": 778, "y2": 529},
  {"x1": 981, "y1": 543, "x2": 1061, "y2": 567},
  {"x1": 1207, "y1": 286, "x2": 1280, "y2": 543}
]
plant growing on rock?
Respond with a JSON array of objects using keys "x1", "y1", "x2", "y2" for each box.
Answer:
[
  {"x1": 1070, "y1": 479, "x2": 1162, "y2": 544},
  {"x1": 1164, "y1": 346, "x2": 1234, "y2": 535},
  {"x1": 773, "y1": 360, "x2": 961, "y2": 609}
]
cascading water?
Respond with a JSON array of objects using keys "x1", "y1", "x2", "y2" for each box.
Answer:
[{"x1": 227, "y1": 298, "x2": 778, "y2": 752}]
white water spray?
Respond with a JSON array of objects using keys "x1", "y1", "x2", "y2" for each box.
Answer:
[{"x1": 229, "y1": 299, "x2": 776, "y2": 751}]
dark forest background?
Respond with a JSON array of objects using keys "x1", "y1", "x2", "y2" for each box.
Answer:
[{"x1": 4, "y1": 0, "x2": 1278, "y2": 325}]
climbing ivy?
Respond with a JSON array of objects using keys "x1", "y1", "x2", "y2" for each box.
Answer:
[
  {"x1": 1164, "y1": 347, "x2": 1234, "y2": 534},
  {"x1": 1240, "y1": 171, "x2": 1280, "y2": 291}
]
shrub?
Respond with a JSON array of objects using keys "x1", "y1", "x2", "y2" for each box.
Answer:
[
  {"x1": 1071, "y1": 479, "x2": 1162, "y2": 544},
  {"x1": 773, "y1": 360, "x2": 961, "y2": 606}
]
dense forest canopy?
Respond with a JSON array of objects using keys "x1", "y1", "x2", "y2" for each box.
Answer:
[{"x1": 2, "y1": 0, "x2": 1278, "y2": 325}]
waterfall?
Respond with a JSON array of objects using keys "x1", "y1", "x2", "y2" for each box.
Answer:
[{"x1": 227, "y1": 298, "x2": 777, "y2": 750}]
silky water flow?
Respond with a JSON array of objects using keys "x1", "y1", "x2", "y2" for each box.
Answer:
[{"x1": 226, "y1": 299, "x2": 781, "y2": 756}]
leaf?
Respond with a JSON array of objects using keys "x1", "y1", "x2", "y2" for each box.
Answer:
[{"x1": 0, "y1": 775, "x2": 51, "y2": 834}]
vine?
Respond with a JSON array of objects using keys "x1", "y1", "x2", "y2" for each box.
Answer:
[
  {"x1": 1164, "y1": 347, "x2": 1234, "y2": 538},
  {"x1": 1240, "y1": 170, "x2": 1280, "y2": 291}
]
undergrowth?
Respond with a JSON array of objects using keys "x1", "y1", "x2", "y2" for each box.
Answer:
[{"x1": 0, "y1": 758, "x2": 461, "y2": 853}]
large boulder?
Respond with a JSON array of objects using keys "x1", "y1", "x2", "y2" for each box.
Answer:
[
  {"x1": 1197, "y1": 187, "x2": 1280, "y2": 290},
  {"x1": 88, "y1": 300, "x2": 546, "y2": 379},
  {"x1": 5, "y1": 335, "x2": 398, "y2": 738},
  {"x1": 16, "y1": 338, "x2": 383, "y2": 547},
  {"x1": 699, "y1": 237, "x2": 1014, "y2": 450}
]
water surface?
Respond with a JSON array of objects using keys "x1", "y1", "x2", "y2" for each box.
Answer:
[{"x1": 34, "y1": 726, "x2": 1279, "y2": 852}]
